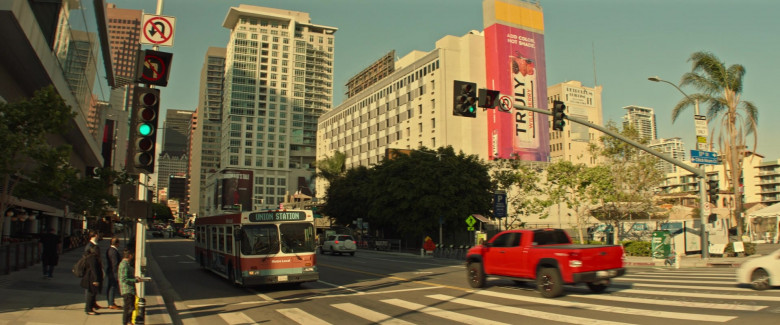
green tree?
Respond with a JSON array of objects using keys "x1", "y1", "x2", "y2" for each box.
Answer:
[
  {"x1": 152, "y1": 202, "x2": 173, "y2": 222},
  {"x1": 590, "y1": 122, "x2": 665, "y2": 243},
  {"x1": 322, "y1": 146, "x2": 493, "y2": 245},
  {"x1": 673, "y1": 51, "x2": 758, "y2": 237},
  {"x1": 0, "y1": 86, "x2": 75, "y2": 236},
  {"x1": 490, "y1": 158, "x2": 549, "y2": 230},
  {"x1": 315, "y1": 150, "x2": 346, "y2": 183}
]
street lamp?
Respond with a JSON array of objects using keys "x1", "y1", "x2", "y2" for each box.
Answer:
[{"x1": 648, "y1": 76, "x2": 709, "y2": 259}]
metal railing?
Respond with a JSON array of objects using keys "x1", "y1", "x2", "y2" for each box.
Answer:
[{"x1": 0, "y1": 241, "x2": 41, "y2": 275}]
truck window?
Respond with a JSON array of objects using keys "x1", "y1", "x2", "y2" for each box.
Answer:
[
  {"x1": 533, "y1": 229, "x2": 570, "y2": 245},
  {"x1": 491, "y1": 233, "x2": 521, "y2": 247}
]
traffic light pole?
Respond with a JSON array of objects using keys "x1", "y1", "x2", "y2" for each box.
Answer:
[{"x1": 512, "y1": 102, "x2": 709, "y2": 259}]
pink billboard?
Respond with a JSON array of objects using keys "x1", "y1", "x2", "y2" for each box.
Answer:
[{"x1": 484, "y1": 23, "x2": 549, "y2": 161}]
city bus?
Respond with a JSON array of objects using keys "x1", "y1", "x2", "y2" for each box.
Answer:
[{"x1": 194, "y1": 209, "x2": 318, "y2": 286}]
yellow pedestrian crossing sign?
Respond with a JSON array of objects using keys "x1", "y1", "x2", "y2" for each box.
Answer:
[{"x1": 466, "y1": 215, "x2": 476, "y2": 231}]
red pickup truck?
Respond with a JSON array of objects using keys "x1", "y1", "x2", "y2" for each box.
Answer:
[{"x1": 465, "y1": 228, "x2": 625, "y2": 298}]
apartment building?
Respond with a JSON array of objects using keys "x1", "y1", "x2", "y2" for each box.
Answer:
[{"x1": 547, "y1": 81, "x2": 603, "y2": 166}]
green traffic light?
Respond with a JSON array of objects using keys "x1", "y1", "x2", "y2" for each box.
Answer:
[{"x1": 138, "y1": 123, "x2": 153, "y2": 136}]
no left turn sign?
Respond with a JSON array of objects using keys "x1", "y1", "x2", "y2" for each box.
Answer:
[{"x1": 141, "y1": 14, "x2": 176, "y2": 47}]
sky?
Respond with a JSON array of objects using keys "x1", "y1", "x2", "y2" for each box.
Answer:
[{"x1": 105, "y1": 0, "x2": 780, "y2": 160}]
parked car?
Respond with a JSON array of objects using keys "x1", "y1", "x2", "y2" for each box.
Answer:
[
  {"x1": 736, "y1": 248, "x2": 780, "y2": 290},
  {"x1": 465, "y1": 228, "x2": 625, "y2": 298},
  {"x1": 321, "y1": 234, "x2": 356, "y2": 256}
]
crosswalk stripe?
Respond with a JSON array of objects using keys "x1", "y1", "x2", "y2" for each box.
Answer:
[
  {"x1": 474, "y1": 290, "x2": 736, "y2": 322},
  {"x1": 381, "y1": 298, "x2": 511, "y2": 325},
  {"x1": 219, "y1": 312, "x2": 256, "y2": 325},
  {"x1": 628, "y1": 282, "x2": 766, "y2": 292},
  {"x1": 277, "y1": 308, "x2": 330, "y2": 325},
  {"x1": 626, "y1": 274, "x2": 735, "y2": 280},
  {"x1": 332, "y1": 303, "x2": 415, "y2": 325},
  {"x1": 427, "y1": 294, "x2": 636, "y2": 325},
  {"x1": 567, "y1": 292, "x2": 768, "y2": 311},
  {"x1": 621, "y1": 288, "x2": 780, "y2": 301},
  {"x1": 618, "y1": 277, "x2": 728, "y2": 285}
]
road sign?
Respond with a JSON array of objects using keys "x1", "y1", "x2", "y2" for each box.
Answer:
[
  {"x1": 135, "y1": 50, "x2": 173, "y2": 86},
  {"x1": 465, "y1": 215, "x2": 476, "y2": 231},
  {"x1": 493, "y1": 192, "x2": 507, "y2": 218},
  {"x1": 498, "y1": 95, "x2": 512, "y2": 112},
  {"x1": 691, "y1": 149, "x2": 719, "y2": 165},
  {"x1": 141, "y1": 14, "x2": 176, "y2": 46}
]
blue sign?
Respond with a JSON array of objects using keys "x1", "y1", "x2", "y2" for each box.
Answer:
[
  {"x1": 691, "y1": 150, "x2": 719, "y2": 165},
  {"x1": 493, "y1": 192, "x2": 507, "y2": 218}
]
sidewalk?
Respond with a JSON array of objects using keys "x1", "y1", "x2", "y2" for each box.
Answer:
[{"x1": 0, "y1": 239, "x2": 171, "y2": 325}]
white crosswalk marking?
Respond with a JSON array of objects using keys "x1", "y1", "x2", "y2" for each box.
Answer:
[
  {"x1": 218, "y1": 312, "x2": 256, "y2": 324},
  {"x1": 473, "y1": 289, "x2": 737, "y2": 322},
  {"x1": 567, "y1": 292, "x2": 768, "y2": 311},
  {"x1": 381, "y1": 298, "x2": 511, "y2": 325},
  {"x1": 426, "y1": 294, "x2": 636, "y2": 325},
  {"x1": 332, "y1": 303, "x2": 415, "y2": 325},
  {"x1": 627, "y1": 282, "x2": 767, "y2": 292},
  {"x1": 620, "y1": 288, "x2": 780, "y2": 301},
  {"x1": 277, "y1": 308, "x2": 330, "y2": 324}
]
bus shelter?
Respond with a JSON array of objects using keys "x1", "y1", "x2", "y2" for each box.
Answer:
[{"x1": 747, "y1": 203, "x2": 780, "y2": 244}]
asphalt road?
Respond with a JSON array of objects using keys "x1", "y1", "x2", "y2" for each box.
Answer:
[{"x1": 148, "y1": 238, "x2": 780, "y2": 325}]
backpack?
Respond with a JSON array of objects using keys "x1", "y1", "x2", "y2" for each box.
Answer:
[{"x1": 72, "y1": 255, "x2": 88, "y2": 277}]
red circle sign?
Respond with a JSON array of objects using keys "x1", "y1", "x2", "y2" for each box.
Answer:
[{"x1": 143, "y1": 17, "x2": 173, "y2": 44}]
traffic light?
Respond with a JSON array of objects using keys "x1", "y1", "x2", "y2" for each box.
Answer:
[
  {"x1": 707, "y1": 179, "x2": 719, "y2": 205},
  {"x1": 133, "y1": 86, "x2": 160, "y2": 174},
  {"x1": 453, "y1": 80, "x2": 477, "y2": 117},
  {"x1": 551, "y1": 100, "x2": 566, "y2": 131},
  {"x1": 478, "y1": 88, "x2": 500, "y2": 108}
]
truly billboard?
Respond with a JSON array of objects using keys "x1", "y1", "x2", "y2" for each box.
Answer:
[{"x1": 483, "y1": 0, "x2": 549, "y2": 161}]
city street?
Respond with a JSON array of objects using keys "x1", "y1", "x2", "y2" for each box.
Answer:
[{"x1": 149, "y1": 238, "x2": 780, "y2": 325}]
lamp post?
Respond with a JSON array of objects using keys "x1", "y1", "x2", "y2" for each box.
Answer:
[{"x1": 648, "y1": 76, "x2": 709, "y2": 259}]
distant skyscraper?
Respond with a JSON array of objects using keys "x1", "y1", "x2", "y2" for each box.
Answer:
[
  {"x1": 622, "y1": 105, "x2": 657, "y2": 141},
  {"x1": 650, "y1": 137, "x2": 686, "y2": 173},
  {"x1": 190, "y1": 47, "x2": 226, "y2": 217},
  {"x1": 215, "y1": 5, "x2": 337, "y2": 212},
  {"x1": 156, "y1": 152, "x2": 188, "y2": 200},
  {"x1": 162, "y1": 110, "x2": 194, "y2": 156}
]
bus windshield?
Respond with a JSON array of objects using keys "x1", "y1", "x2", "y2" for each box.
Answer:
[
  {"x1": 280, "y1": 223, "x2": 316, "y2": 253},
  {"x1": 239, "y1": 223, "x2": 316, "y2": 255},
  {"x1": 240, "y1": 225, "x2": 279, "y2": 255}
]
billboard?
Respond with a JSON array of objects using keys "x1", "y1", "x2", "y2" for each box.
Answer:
[
  {"x1": 220, "y1": 170, "x2": 253, "y2": 211},
  {"x1": 484, "y1": 0, "x2": 549, "y2": 161}
]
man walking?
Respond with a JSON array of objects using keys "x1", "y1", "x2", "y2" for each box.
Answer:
[
  {"x1": 105, "y1": 237, "x2": 122, "y2": 310},
  {"x1": 118, "y1": 249, "x2": 146, "y2": 325},
  {"x1": 84, "y1": 230, "x2": 104, "y2": 310},
  {"x1": 39, "y1": 228, "x2": 61, "y2": 278}
]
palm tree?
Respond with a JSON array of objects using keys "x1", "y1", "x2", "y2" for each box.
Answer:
[{"x1": 671, "y1": 51, "x2": 758, "y2": 237}]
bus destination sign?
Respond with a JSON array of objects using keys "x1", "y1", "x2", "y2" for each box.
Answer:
[{"x1": 249, "y1": 211, "x2": 306, "y2": 222}]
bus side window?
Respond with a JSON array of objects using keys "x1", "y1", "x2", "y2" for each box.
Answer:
[{"x1": 226, "y1": 228, "x2": 233, "y2": 254}]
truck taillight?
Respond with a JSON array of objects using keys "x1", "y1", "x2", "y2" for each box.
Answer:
[{"x1": 569, "y1": 252, "x2": 582, "y2": 268}]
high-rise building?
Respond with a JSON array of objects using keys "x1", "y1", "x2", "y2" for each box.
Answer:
[
  {"x1": 211, "y1": 5, "x2": 337, "y2": 213},
  {"x1": 547, "y1": 81, "x2": 603, "y2": 166},
  {"x1": 162, "y1": 110, "x2": 194, "y2": 156},
  {"x1": 649, "y1": 137, "x2": 686, "y2": 173},
  {"x1": 190, "y1": 47, "x2": 226, "y2": 217},
  {"x1": 622, "y1": 105, "x2": 657, "y2": 141},
  {"x1": 156, "y1": 152, "x2": 188, "y2": 201}
]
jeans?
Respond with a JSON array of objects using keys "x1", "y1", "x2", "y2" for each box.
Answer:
[
  {"x1": 42, "y1": 264, "x2": 54, "y2": 277},
  {"x1": 123, "y1": 294, "x2": 135, "y2": 325},
  {"x1": 106, "y1": 278, "x2": 119, "y2": 305}
]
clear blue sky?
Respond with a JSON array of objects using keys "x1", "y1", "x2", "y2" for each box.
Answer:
[{"x1": 109, "y1": 0, "x2": 780, "y2": 160}]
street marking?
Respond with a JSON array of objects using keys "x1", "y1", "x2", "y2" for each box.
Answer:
[
  {"x1": 247, "y1": 288, "x2": 276, "y2": 302},
  {"x1": 278, "y1": 308, "x2": 330, "y2": 324},
  {"x1": 218, "y1": 312, "x2": 256, "y2": 324},
  {"x1": 617, "y1": 277, "x2": 728, "y2": 285},
  {"x1": 568, "y1": 292, "x2": 768, "y2": 311},
  {"x1": 185, "y1": 254, "x2": 195, "y2": 260},
  {"x1": 428, "y1": 294, "x2": 635, "y2": 325},
  {"x1": 317, "y1": 280, "x2": 364, "y2": 294},
  {"x1": 620, "y1": 288, "x2": 780, "y2": 301},
  {"x1": 475, "y1": 290, "x2": 736, "y2": 322},
  {"x1": 318, "y1": 263, "x2": 469, "y2": 292},
  {"x1": 382, "y1": 298, "x2": 510, "y2": 325},
  {"x1": 332, "y1": 303, "x2": 415, "y2": 325},
  {"x1": 626, "y1": 274, "x2": 735, "y2": 280},
  {"x1": 628, "y1": 282, "x2": 766, "y2": 292}
]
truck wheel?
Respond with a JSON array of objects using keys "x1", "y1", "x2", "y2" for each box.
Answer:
[
  {"x1": 586, "y1": 282, "x2": 608, "y2": 293},
  {"x1": 750, "y1": 269, "x2": 770, "y2": 291},
  {"x1": 467, "y1": 262, "x2": 486, "y2": 288},
  {"x1": 537, "y1": 268, "x2": 564, "y2": 298}
]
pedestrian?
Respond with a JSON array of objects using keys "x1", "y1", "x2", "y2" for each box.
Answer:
[
  {"x1": 105, "y1": 237, "x2": 122, "y2": 310},
  {"x1": 81, "y1": 245, "x2": 103, "y2": 315},
  {"x1": 118, "y1": 249, "x2": 146, "y2": 325},
  {"x1": 84, "y1": 230, "x2": 104, "y2": 310},
  {"x1": 38, "y1": 227, "x2": 61, "y2": 279}
]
